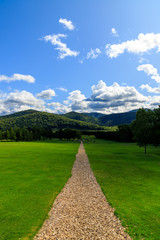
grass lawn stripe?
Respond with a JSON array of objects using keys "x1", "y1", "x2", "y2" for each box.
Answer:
[
  {"x1": 0, "y1": 140, "x2": 79, "y2": 240},
  {"x1": 84, "y1": 140, "x2": 160, "y2": 240}
]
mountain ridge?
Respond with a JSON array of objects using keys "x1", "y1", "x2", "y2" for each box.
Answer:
[
  {"x1": 61, "y1": 109, "x2": 138, "y2": 126},
  {"x1": 0, "y1": 109, "x2": 138, "y2": 131},
  {"x1": 0, "y1": 110, "x2": 103, "y2": 131}
]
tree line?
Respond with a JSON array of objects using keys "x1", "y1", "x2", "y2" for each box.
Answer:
[
  {"x1": 0, "y1": 127, "x2": 81, "y2": 141},
  {"x1": 93, "y1": 108, "x2": 160, "y2": 154},
  {"x1": 0, "y1": 127, "x2": 53, "y2": 141}
]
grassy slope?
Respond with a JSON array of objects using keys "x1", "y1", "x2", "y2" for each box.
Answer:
[
  {"x1": 84, "y1": 140, "x2": 160, "y2": 240},
  {"x1": 0, "y1": 141, "x2": 79, "y2": 240}
]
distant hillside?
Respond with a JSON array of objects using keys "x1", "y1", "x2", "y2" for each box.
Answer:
[
  {"x1": 98, "y1": 110, "x2": 137, "y2": 126},
  {"x1": 84, "y1": 112, "x2": 105, "y2": 118},
  {"x1": 0, "y1": 110, "x2": 103, "y2": 131},
  {"x1": 62, "y1": 110, "x2": 137, "y2": 126},
  {"x1": 62, "y1": 111, "x2": 99, "y2": 124}
]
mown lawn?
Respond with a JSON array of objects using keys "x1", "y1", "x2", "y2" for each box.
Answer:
[
  {"x1": 0, "y1": 140, "x2": 79, "y2": 240},
  {"x1": 84, "y1": 140, "x2": 160, "y2": 240}
]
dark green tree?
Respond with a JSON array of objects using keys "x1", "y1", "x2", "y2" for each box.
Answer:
[
  {"x1": 131, "y1": 109, "x2": 154, "y2": 154},
  {"x1": 6, "y1": 130, "x2": 10, "y2": 140},
  {"x1": 10, "y1": 128, "x2": 17, "y2": 141},
  {"x1": 117, "y1": 124, "x2": 133, "y2": 142}
]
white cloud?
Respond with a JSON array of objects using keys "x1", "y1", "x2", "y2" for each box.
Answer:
[
  {"x1": 56, "y1": 87, "x2": 68, "y2": 92},
  {"x1": 0, "y1": 73, "x2": 35, "y2": 83},
  {"x1": 37, "y1": 89, "x2": 56, "y2": 100},
  {"x1": 111, "y1": 28, "x2": 118, "y2": 37},
  {"x1": 137, "y1": 64, "x2": 160, "y2": 83},
  {"x1": 67, "y1": 90, "x2": 88, "y2": 112},
  {"x1": 106, "y1": 33, "x2": 160, "y2": 58},
  {"x1": 88, "y1": 80, "x2": 146, "y2": 105},
  {"x1": 140, "y1": 84, "x2": 160, "y2": 94},
  {"x1": 1, "y1": 81, "x2": 160, "y2": 116},
  {"x1": 5, "y1": 91, "x2": 44, "y2": 106},
  {"x1": 59, "y1": 18, "x2": 75, "y2": 31},
  {"x1": 0, "y1": 90, "x2": 45, "y2": 115},
  {"x1": 66, "y1": 81, "x2": 149, "y2": 114},
  {"x1": 86, "y1": 80, "x2": 160, "y2": 113},
  {"x1": 43, "y1": 33, "x2": 79, "y2": 59},
  {"x1": 48, "y1": 102, "x2": 70, "y2": 114},
  {"x1": 68, "y1": 90, "x2": 86, "y2": 102},
  {"x1": 86, "y1": 48, "x2": 101, "y2": 59},
  {"x1": 148, "y1": 95, "x2": 160, "y2": 106}
]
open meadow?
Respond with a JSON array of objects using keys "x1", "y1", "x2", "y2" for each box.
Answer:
[
  {"x1": 0, "y1": 140, "x2": 79, "y2": 240},
  {"x1": 84, "y1": 140, "x2": 160, "y2": 240}
]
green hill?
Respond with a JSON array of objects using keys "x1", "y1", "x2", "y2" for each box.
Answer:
[
  {"x1": 0, "y1": 109, "x2": 138, "y2": 131},
  {"x1": 0, "y1": 110, "x2": 103, "y2": 131},
  {"x1": 97, "y1": 110, "x2": 137, "y2": 126},
  {"x1": 62, "y1": 110, "x2": 137, "y2": 126},
  {"x1": 84, "y1": 112, "x2": 105, "y2": 118},
  {"x1": 0, "y1": 109, "x2": 38, "y2": 119},
  {"x1": 61, "y1": 111, "x2": 99, "y2": 124}
]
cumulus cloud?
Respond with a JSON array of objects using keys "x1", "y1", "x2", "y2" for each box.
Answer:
[
  {"x1": 53, "y1": 90, "x2": 88, "y2": 113},
  {"x1": 148, "y1": 95, "x2": 160, "y2": 106},
  {"x1": 43, "y1": 33, "x2": 79, "y2": 59},
  {"x1": 64, "y1": 81, "x2": 150, "y2": 114},
  {"x1": 68, "y1": 90, "x2": 86, "y2": 102},
  {"x1": 5, "y1": 91, "x2": 44, "y2": 107},
  {"x1": 59, "y1": 18, "x2": 75, "y2": 30},
  {"x1": 106, "y1": 33, "x2": 160, "y2": 58},
  {"x1": 86, "y1": 48, "x2": 101, "y2": 59},
  {"x1": 137, "y1": 64, "x2": 160, "y2": 83},
  {"x1": 48, "y1": 102, "x2": 70, "y2": 114},
  {"x1": 111, "y1": 28, "x2": 118, "y2": 37},
  {"x1": 37, "y1": 89, "x2": 56, "y2": 100},
  {"x1": 1, "y1": 81, "x2": 160, "y2": 116},
  {"x1": 0, "y1": 73, "x2": 35, "y2": 83},
  {"x1": 85, "y1": 80, "x2": 147, "y2": 113},
  {"x1": 140, "y1": 84, "x2": 160, "y2": 94},
  {"x1": 67, "y1": 90, "x2": 88, "y2": 111},
  {"x1": 0, "y1": 90, "x2": 45, "y2": 115}
]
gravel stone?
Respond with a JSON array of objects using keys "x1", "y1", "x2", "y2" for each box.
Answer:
[{"x1": 34, "y1": 142, "x2": 131, "y2": 240}]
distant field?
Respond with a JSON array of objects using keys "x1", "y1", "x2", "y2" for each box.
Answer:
[
  {"x1": 84, "y1": 140, "x2": 160, "y2": 240},
  {"x1": 0, "y1": 140, "x2": 79, "y2": 240}
]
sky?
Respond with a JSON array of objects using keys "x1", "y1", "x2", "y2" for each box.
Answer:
[{"x1": 1, "y1": 0, "x2": 160, "y2": 115}]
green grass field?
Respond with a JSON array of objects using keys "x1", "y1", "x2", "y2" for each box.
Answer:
[
  {"x1": 84, "y1": 140, "x2": 160, "y2": 240},
  {"x1": 0, "y1": 140, "x2": 79, "y2": 240}
]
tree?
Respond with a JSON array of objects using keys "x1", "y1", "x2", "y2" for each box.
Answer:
[
  {"x1": 10, "y1": 128, "x2": 17, "y2": 141},
  {"x1": 131, "y1": 109, "x2": 154, "y2": 154},
  {"x1": 152, "y1": 107, "x2": 160, "y2": 146},
  {"x1": 117, "y1": 124, "x2": 133, "y2": 142},
  {"x1": 6, "y1": 130, "x2": 10, "y2": 140}
]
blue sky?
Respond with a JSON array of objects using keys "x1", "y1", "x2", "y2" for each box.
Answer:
[{"x1": 1, "y1": 0, "x2": 160, "y2": 115}]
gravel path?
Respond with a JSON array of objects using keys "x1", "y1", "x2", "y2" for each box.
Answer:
[{"x1": 34, "y1": 142, "x2": 131, "y2": 240}]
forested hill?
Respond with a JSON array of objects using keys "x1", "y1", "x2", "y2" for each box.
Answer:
[
  {"x1": 97, "y1": 110, "x2": 137, "y2": 126},
  {"x1": 0, "y1": 110, "x2": 103, "y2": 131},
  {"x1": 0, "y1": 109, "x2": 38, "y2": 119},
  {"x1": 61, "y1": 110, "x2": 137, "y2": 126},
  {"x1": 0, "y1": 109, "x2": 138, "y2": 131},
  {"x1": 61, "y1": 111, "x2": 99, "y2": 124}
]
